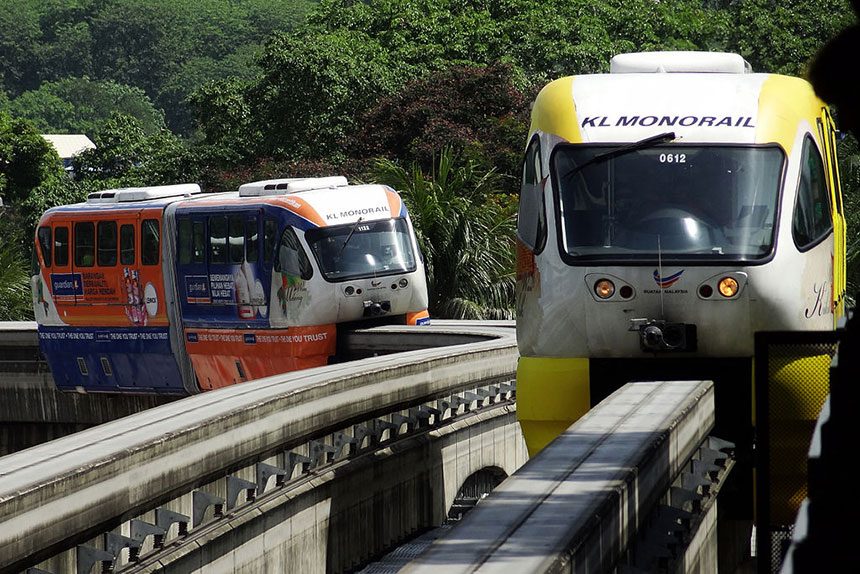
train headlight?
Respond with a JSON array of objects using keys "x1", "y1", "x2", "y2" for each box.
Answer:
[
  {"x1": 594, "y1": 279, "x2": 615, "y2": 299},
  {"x1": 345, "y1": 286, "x2": 355, "y2": 296},
  {"x1": 718, "y1": 277, "x2": 739, "y2": 297},
  {"x1": 399, "y1": 278, "x2": 409, "y2": 288}
]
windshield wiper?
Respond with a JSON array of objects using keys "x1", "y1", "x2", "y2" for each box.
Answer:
[
  {"x1": 339, "y1": 217, "x2": 363, "y2": 255},
  {"x1": 561, "y1": 131, "x2": 677, "y2": 180}
]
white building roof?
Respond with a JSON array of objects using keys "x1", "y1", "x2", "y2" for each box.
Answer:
[{"x1": 41, "y1": 134, "x2": 96, "y2": 159}]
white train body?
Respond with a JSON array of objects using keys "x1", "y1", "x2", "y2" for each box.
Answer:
[{"x1": 515, "y1": 52, "x2": 846, "y2": 455}]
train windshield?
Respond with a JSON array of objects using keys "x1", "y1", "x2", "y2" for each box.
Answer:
[
  {"x1": 305, "y1": 218, "x2": 417, "y2": 281},
  {"x1": 552, "y1": 144, "x2": 785, "y2": 262}
]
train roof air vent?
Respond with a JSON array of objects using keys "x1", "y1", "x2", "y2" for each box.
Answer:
[
  {"x1": 238, "y1": 176, "x2": 349, "y2": 197},
  {"x1": 610, "y1": 51, "x2": 752, "y2": 74},
  {"x1": 86, "y1": 183, "x2": 202, "y2": 204}
]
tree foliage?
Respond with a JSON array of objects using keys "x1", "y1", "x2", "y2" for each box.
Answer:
[
  {"x1": 0, "y1": 0, "x2": 317, "y2": 132},
  {"x1": 0, "y1": 110, "x2": 65, "y2": 204},
  {"x1": 371, "y1": 149, "x2": 516, "y2": 319},
  {"x1": 251, "y1": 29, "x2": 405, "y2": 159},
  {"x1": 193, "y1": 0, "x2": 731, "y2": 167},
  {"x1": 4, "y1": 77, "x2": 165, "y2": 135},
  {"x1": 72, "y1": 114, "x2": 197, "y2": 187},
  {"x1": 0, "y1": 236, "x2": 32, "y2": 321},
  {"x1": 726, "y1": 0, "x2": 856, "y2": 76},
  {"x1": 353, "y1": 63, "x2": 530, "y2": 190}
]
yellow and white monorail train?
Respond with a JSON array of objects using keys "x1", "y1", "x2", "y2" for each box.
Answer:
[{"x1": 516, "y1": 51, "x2": 846, "y2": 456}]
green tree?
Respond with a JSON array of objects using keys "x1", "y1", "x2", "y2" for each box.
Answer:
[
  {"x1": 0, "y1": 234, "x2": 32, "y2": 321},
  {"x1": 0, "y1": 110, "x2": 69, "y2": 321},
  {"x1": 0, "y1": 0, "x2": 317, "y2": 132},
  {"x1": 0, "y1": 110, "x2": 65, "y2": 204},
  {"x1": 205, "y1": 0, "x2": 731, "y2": 166},
  {"x1": 0, "y1": 1, "x2": 43, "y2": 94},
  {"x1": 371, "y1": 148, "x2": 516, "y2": 319},
  {"x1": 73, "y1": 113, "x2": 197, "y2": 187},
  {"x1": 836, "y1": 135, "x2": 860, "y2": 302},
  {"x1": 190, "y1": 77, "x2": 259, "y2": 164},
  {"x1": 5, "y1": 77, "x2": 166, "y2": 136},
  {"x1": 252, "y1": 29, "x2": 404, "y2": 158},
  {"x1": 727, "y1": 0, "x2": 855, "y2": 75}
]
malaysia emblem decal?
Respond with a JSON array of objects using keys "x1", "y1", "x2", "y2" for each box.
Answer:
[{"x1": 653, "y1": 269, "x2": 684, "y2": 289}]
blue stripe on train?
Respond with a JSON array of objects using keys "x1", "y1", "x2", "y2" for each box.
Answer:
[{"x1": 38, "y1": 325, "x2": 186, "y2": 394}]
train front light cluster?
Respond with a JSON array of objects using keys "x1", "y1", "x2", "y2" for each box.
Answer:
[
  {"x1": 697, "y1": 272, "x2": 746, "y2": 300},
  {"x1": 587, "y1": 273, "x2": 635, "y2": 302}
]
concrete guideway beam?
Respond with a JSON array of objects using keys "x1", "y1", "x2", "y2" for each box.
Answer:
[
  {"x1": 0, "y1": 323, "x2": 517, "y2": 573},
  {"x1": 125, "y1": 404, "x2": 526, "y2": 573},
  {"x1": 402, "y1": 379, "x2": 717, "y2": 573},
  {"x1": 0, "y1": 321, "x2": 38, "y2": 347}
]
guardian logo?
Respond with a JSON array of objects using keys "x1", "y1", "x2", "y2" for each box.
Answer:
[{"x1": 653, "y1": 269, "x2": 684, "y2": 288}]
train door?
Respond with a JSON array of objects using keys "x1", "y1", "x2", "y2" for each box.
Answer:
[
  {"x1": 117, "y1": 214, "x2": 139, "y2": 316},
  {"x1": 198, "y1": 209, "x2": 269, "y2": 325},
  {"x1": 177, "y1": 214, "x2": 209, "y2": 307},
  {"x1": 817, "y1": 107, "x2": 847, "y2": 319},
  {"x1": 39, "y1": 219, "x2": 74, "y2": 313},
  {"x1": 135, "y1": 211, "x2": 166, "y2": 325},
  {"x1": 70, "y1": 218, "x2": 95, "y2": 307}
]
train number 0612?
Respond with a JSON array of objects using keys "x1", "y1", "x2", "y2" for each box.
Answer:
[{"x1": 658, "y1": 153, "x2": 686, "y2": 163}]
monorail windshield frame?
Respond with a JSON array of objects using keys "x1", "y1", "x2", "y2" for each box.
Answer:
[
  {"x1": 305, "y1": 217, "x2": 417, "y2": 282},
  {"x1": 551, "y1": 142, "x2": 787, "y2": 264}
]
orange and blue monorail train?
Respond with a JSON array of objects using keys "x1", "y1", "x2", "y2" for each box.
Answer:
[{"x1": 31, "y1": 177, "x2": 430, "y2": 394}]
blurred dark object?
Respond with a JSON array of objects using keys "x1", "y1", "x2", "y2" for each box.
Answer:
[{"x1": 809, "y1": 1, "x2": 860, "y2": 139}]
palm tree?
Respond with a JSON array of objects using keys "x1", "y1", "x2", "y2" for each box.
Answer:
[
  {"x1": 0, "y1": 234, "x2": 33, "y2": 321},
  {"x1": 371, "y1": 148, "x2": 516, "y2": 319}
]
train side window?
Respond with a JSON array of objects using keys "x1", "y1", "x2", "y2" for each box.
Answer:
[
  {"x1": 74, "y1": 222, "x2": 95, "y2": 267},
  {"x1": 209, "y1": 216, "x2": 227, "y2": 263},
  {"x1": 518, "y1": 135, "x2": 546, "y2": 253},
  {"x1": 178, "y1": 219, "x2": 192, "y2": 265},
  {"x1": 793, "y1": 136, "x2": 833, "y2": 250},
  {"x1": 246, "y1": 218, "x2": 259, "y2": 263},
  {"x1": 120, "y1": 224, "x2": 135, "y2": 265},
  {"x1": 141, "y1": 219, "x2": 160, "y2": 265},
  {"x1": 228, "y1": 215, "x2": 245, "y2": 264},
  {"x1": 263, "y1": 219, "x2": 277, "y2": 265},
  {"x1": 275, "y1": 228, "x2": 313, "y2": 280},
  {"x1": 97, "y1": 221, "x2": 118, "y2": 266},
  {"x1": 37, "y1": 226, "x2": 52, "y2": 267},
  {"x1": 55, "y1": 226, "x2": 69, "y2": 266},
  {"x1": 192, "y1": 221, "x2": 205, "y2": 263}
]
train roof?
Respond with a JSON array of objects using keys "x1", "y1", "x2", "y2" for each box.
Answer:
[
  {"x1": 175, "y1": 178, "x2": 407, "y2": 228},
  {"x1": 39, "y1": 178, "x2": 408, "y2": 229},
  {"x1": 531, "y1": 51, "x2": 826, "y2": 152},
  {"x1": 41, "y1": 183, "x2": 211, "y2": 215},
  {"x1": 237, "y1": 176, "x2": 348, "y2": 196}
]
